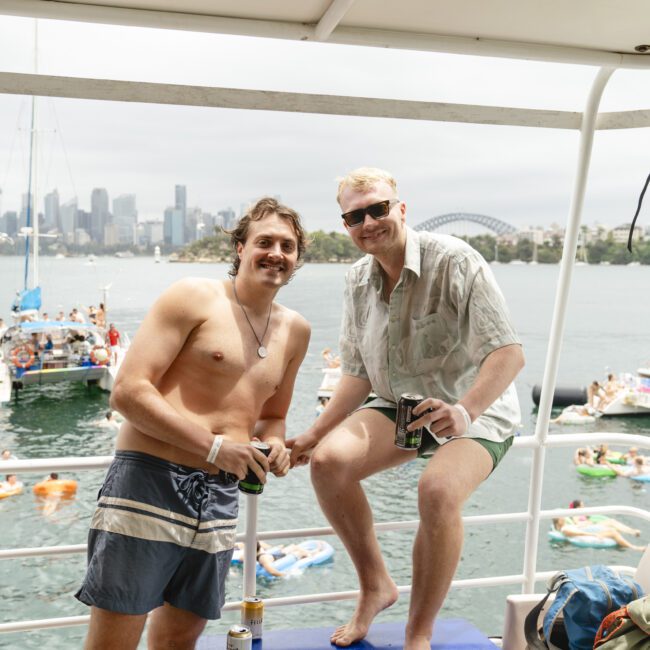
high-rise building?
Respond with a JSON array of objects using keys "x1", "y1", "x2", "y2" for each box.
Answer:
[
  {"x1": 43, "y1": 189, "x2": 60, "y2": 232},
  {"x1": 142, "y1": 220, "x2": 164, "y2": 246},
  {"x1": 20, "y1": 192, "x2": 33, "y2": 231},
  {"x1": 164, "y1": 207, "x2": 184, "y2": 247},
  {"x1": 90, "y1": 188, "x2": 110, "y2": 243},
  {"x1": 59, "y1": 198, "x2": 78, "y2": 243},
  {"x1": 113, "y1": 193, "x2": 137, "y2": 245},
  {"x1": 175, "y1": 185, "x2": 187, "y2": 215},
  {"x1": 77, "y1": 209, "x2": 92, "y2": 236},
  {"x1": 0, "y1": 211, "x2": 18, "y2": 238},
  {"x1": 219, "y1": 207, "x2": 236, "y2": 231},
  {"x1": 185, "y1": 206, "x2": 201, "y2": 243}
]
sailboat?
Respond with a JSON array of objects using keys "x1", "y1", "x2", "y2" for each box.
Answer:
[{"x1": 0, "y1": 24, "x2": 119, "y2": 404}]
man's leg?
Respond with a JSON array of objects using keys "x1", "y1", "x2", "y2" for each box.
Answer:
[
  {"x1": 310, "y1": 409, "x2": 416, "y2": 647},
  {"x1": 84, "y1": 606, "x2": 147, "y2": 650},
  {"x1": 405, "y1": 438, "x2": 493, "y2": 650},
  {"x1": 147, "y1": 602, "x2": 209, "y2": 650}
]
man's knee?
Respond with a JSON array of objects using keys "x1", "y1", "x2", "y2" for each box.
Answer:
[
  {"x1": 417, "y1": 475, "x2": 463, "y2": 521},
  {"x1": 85, "y1": 607, "x2": 146, "y2": 650},
  {"x1": 310, "y1": 440, "x2": 349, "y2": 484},
  {"x1": 147, "y1": 605, "x2": 207, "y2": 649}
]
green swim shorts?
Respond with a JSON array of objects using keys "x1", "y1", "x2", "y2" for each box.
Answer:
[{"x1": 367, "y1": 406, "x2": 513, "y2": 472}]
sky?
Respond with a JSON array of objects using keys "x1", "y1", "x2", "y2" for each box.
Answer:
[{"x1": 1, "y1": 14, "x2": 650, "y2": 233}]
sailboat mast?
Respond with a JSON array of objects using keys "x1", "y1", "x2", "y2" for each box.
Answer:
[
  {"x1": 23, "y1": 97, "x2": 36, "y2": 291},
  {"x1": 32, "y1": 20, "x2": 39, "y2": 289},
  {"x1": 23, "y1": 20, "x2": 39, "y2": 291}
]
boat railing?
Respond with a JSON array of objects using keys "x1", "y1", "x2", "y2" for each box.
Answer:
[{"x1": 1, "y1": 431, "x2": 649, "y2": 635}]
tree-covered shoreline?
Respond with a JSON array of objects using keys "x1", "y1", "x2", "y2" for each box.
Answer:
[
  {"x1": 174, "y1": 230, "x2": 650, "y2": 265},
  {"x1": 2, "y1": 229, "x2": 647, "y2": 264}
]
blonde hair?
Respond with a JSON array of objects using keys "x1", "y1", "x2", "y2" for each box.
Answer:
[{"x1": 336, "y1": 167, "x2": 398, "y2": 205}]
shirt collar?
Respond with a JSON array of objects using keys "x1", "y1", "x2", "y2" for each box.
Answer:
[
  {"x1": 403, "y1": 226, "x2": 421, "y2": 278},
  {"x1": 357, "y1": 224, "x2": 421, "y2": 288}
]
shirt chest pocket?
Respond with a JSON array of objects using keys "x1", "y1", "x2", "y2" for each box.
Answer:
[{"x1": 408, "y1": 313, "x2": 456, "y2": 374}]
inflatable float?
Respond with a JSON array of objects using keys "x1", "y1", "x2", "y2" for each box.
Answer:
[
  {"x1": 553, "y1": 410, "x2": 596, "y2": 425},
  {"x1": 548, "y1": 528, "x2": 617, "y2": 549},
  {"x1": 576, "y1": 464, "x2": 617, "y2": 478},
  {"x1": 32, "y1": 479, "x2": 78, "y2": 496},
  {"x1": 630, "y1": 474, "x2": 650, "y2": 483},
  {"x1": 605, "y1": 451, "x2": 626, "y2": 465},
  {"x1": 0, "y1": 484, "x2": 23, "y2": 499},
  {"x1": 232, "y1": 540, "x2": 334, "y2": 579}
]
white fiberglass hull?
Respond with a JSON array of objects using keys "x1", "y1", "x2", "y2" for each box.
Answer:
[{"x1": 600, "y1": 390, "x2": 650, "y2": 416}]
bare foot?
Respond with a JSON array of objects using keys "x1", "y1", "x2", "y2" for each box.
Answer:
[
  {"x1": 404, "y1": 634, "x2": 432, "y2": 650},
  {"x1": 632, "y1": 544, "x2": 646, "y2": 552},
  {"x1": 330, "y1": 579, "x2": 399, "y2": 647}
]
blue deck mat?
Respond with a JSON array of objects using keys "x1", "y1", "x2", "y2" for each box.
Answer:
[{"x1": 198, "y1": 619, "x2": 499, "y2": 649}]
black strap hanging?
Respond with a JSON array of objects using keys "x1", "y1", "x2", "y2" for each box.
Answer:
[{"x1": 628, "y1": 172, "x2": 650, "y2": 252}]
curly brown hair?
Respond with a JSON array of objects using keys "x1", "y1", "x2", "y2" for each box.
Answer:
[{"x1": 224, "y1": 197, "x2": 307, "y2": 279}]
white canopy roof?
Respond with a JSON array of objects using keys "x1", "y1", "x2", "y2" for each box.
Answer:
[
  {"x1": 2, "y1": 0, "x2": 650, "y2": 67},
  {"x1": 0, "y1": 1, "x2": 649, "y2": 130}
]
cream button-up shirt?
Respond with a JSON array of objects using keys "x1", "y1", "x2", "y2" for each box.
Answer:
[{"x1": 339, "y1": 226, "x2": 521, "y2": 444}]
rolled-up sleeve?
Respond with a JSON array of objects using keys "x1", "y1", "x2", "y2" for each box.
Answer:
[
  {"x1": 339, "y1": 281, "x2": 369, "y2": 379},
  {"x1": 462, "y1": 255, "x2": 521, "y2": 367}
]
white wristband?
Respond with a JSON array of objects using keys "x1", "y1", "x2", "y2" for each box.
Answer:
[
  {"x1": 454, "y1": 404, "x2": 472, "y2": 435},
  {"x1": 206, "y1": 435, "x2": 224, "y2": 465}
]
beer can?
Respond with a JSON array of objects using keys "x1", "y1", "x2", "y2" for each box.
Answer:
[
  {"x1": 241, "y1": 596, "x2": 263, "y2": 640},
  {"x1": 238, "y1": 441, "x2": 271, "y2": 495},
  {"x1": 226, "y1": 624, "x2": 252, "y2": 650},
  {"x1": 395, "y1": 393, "x2": 424, "y2": 449}
]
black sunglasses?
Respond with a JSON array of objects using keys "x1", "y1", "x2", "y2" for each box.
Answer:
[{"x1": 341, "y1": 199, "x2": 400, "y2": 228}]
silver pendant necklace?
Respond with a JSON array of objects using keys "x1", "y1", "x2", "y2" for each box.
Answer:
[{"x1": 232, "y1": 278, "x2": 272, "y2": 358}]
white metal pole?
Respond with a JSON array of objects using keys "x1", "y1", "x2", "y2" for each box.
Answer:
[
  {"x1": 243, "y1": 493, "x2": 258, "y2": 598},
  {"x1": 521, "y1": 66, "x2": 615, "y2": 593}
]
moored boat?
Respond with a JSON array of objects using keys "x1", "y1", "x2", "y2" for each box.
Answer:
[{"x1": 0, "y1": 320, "x2": 120, "y2": 403}]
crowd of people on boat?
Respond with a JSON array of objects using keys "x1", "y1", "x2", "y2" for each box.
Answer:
[{"x1": 1, "y1": 304, "x2": 122, "y2": 370}]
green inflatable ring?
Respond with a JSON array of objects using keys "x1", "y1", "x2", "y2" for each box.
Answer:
[{"x1": 576, "y1": 464, "x2": 616, "y2": 477}]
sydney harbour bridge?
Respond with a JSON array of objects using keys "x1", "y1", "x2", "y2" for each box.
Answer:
[{"x1": 413, "y1": 213, "x2": 516, "y2": 236}]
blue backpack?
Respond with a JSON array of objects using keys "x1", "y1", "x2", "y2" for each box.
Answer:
[{"x1": 524, "y1": 566, "x2": 644, "y2": 650}]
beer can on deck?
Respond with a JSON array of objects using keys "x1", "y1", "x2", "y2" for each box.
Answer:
[
  {"x1": 241, "y1": 596, "x2": 263, "y2": 639},
  {"x1": 395, "y1": 393, "x2": 424, "y2": 449},
  {"x1": 226, "y1": 624, "x2": 252, "y2": 650},
  {"x1": 238, "y1": 441, "x2": 271, "y2": 495}
]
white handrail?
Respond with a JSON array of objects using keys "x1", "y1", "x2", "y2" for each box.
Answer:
[
  {"x1": 522, "y1": 65, "x2": 615, "y2": 594},
  {"x1": 1, "y1": 434, "x2": 649, "y2": 635},
  {"x1": 0, "y1": 566, "x2": 639, "y2": 634}
]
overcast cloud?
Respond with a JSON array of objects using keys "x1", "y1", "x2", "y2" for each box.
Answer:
[{"x1": 0, "y1": 15, "x2": 649, "y2": 232}]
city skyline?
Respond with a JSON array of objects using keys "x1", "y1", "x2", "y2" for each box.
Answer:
[{"x1": 1, "y1": 16, "x2": 650, "y2": 234}]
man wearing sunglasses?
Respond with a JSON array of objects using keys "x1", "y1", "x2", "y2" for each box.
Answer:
[{"x1": 289, "y1": 167, "x2": 524, "y2": 650}]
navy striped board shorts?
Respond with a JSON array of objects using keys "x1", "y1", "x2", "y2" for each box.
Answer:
[{"x1": 75, "y1": 450, "x2": 239, "y2": 620}]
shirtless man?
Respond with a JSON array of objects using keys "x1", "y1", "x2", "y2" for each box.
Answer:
[{"x1": 75, "y1": 197, "x2": 310, "y2": 650}]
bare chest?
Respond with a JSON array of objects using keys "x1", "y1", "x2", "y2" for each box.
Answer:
[{"x1": 173, "y1": 309, "x2": 290, "y2": 394}]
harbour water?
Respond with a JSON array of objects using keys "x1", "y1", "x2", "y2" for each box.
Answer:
[{"x1": 0, "y1": 255, "x2": 648, "y2": 648}]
